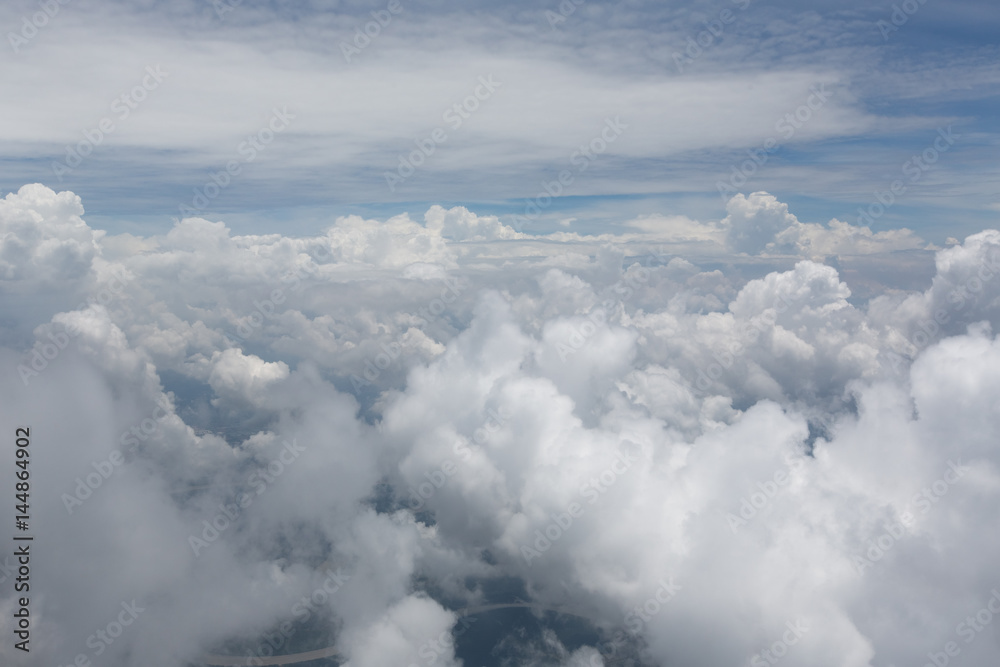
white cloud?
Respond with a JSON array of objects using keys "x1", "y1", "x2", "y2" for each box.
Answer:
[
  {"x1": 207, "y1": 347, "x2": 290, "y2": 407},
  {"x1": 0, "y1": 183, "x2": 101, "y2": 285},
  {"x1": 724, "y1": 191, "x2": 926, "y2": 257},
  {"x1": 341, "y1": 595, "x2": 460, "y2": 667},
  {"x1": 2, "y1": 185, "x2": 999, "y2": 667}
]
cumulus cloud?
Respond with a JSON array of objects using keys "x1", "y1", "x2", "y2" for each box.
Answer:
[
  {"x1": 208, "y1": 348, "x2": 290, "y2": 406},
  {"x1": 424, "y1": 205, "x2": 522, "y2": 242},
  {"x1": 724, "y1": 191, "x2": 927, "y2": 257},
  {"x1": 724, "y1": 191, "x2": 801, "y2": 254},
  {"x1": 0, "y1": 184, "x2": 101, "y2": 285},
  {"x1": 1, "y1": 185, "x2": 999, "y2": 667}
]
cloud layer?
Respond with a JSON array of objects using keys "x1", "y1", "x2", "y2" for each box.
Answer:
[
  {"x1": 1, "y1": 184, "x2": 999, "y2": 667},
  {"x1": 3, "y1": 0, "x2": 999, "y2": 238}
]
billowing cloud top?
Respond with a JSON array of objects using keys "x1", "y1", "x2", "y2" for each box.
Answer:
[{"x1": 1, "y1": 184, "x2": 999, "y2": 667}]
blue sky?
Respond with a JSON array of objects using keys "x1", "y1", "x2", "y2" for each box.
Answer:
[{"x1": 2, "y1": 0, "x2": 998, "y2": 241}]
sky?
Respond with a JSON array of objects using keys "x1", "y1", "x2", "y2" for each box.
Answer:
[
  {"x1": 1, "y1": 0, "x2": 999, "y2": 239},
  {"x1": 2, "y1": 2, "x2": 1000, "y2": 667}
]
